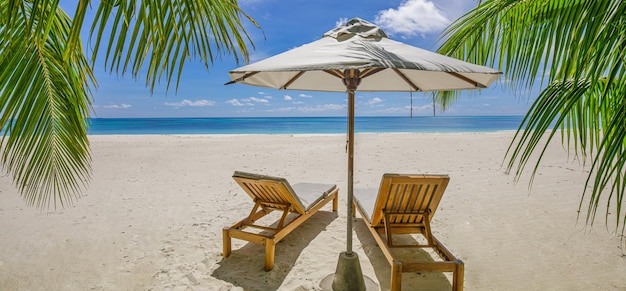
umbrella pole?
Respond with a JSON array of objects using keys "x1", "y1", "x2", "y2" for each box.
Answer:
[
  {"x1": 320, "y1": 69, "x2": 377, "y2": 291},
  {"x1": 346, "y1": 86, "x2": 355, "y2": 255},
  {"x1": 342, "y1": 68, "x2": 360, "y2": 255}
]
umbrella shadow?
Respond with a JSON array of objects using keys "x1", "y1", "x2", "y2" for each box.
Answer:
[
  {"x1": 212, "y1": 211, "x2": 337, "y2": 290},
  {"x1": 354, "y1": 218, "x2": 453, "y2": 290}
]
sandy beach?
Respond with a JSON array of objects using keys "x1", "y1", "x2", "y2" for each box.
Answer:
[{"x1": 1, "y1": 132, "x2": 625, "y2": 290}]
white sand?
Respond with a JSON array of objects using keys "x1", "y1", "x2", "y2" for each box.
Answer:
[{"x1": 1, "y1": 132, "x2": 625, "y2": 290}]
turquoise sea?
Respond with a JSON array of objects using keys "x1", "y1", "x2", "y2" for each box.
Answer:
[{"x1": 86, "y1": 116, "x2": 524, "y2": 135}]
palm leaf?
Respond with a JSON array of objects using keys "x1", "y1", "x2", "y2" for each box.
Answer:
[
  {"x1": 0, "y1": 1, "x2": 94, "y2": 208},
  {"x1": 436, "y1": 0, "x2": 626, "y2": 234},
  {"x1": 0, "y1": 0, "x2": 256, "y2": 209},
  {"x1": 89, "y1": 0, "x2": 257, "y2": 92}
]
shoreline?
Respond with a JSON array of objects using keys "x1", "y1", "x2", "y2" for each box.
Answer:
[
  {"x1": 1, "y1": 132, "x2": 624, "y2": 290},
  {"x1": 85, "y1": 130, "x2": 520, "y2": 137}
]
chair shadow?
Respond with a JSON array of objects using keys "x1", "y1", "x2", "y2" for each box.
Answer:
[
  {"x1": 353, "y1": 217, "x2": 454, "y2": 291},
  {"x1": 212, "y1": 211, "x2": 338, "y2": 291}
]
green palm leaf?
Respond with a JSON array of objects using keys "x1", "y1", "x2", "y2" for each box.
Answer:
[
  {"x1": 89, "y1": 0, "x2": 256, "y2": 92},
  {"x1": 1, "y1": 0, "x2": 255, "y2": 209},
  {"x1": 436, "y1": 0, "x2": 626, "y2": 234},
  {"x1": 1, "y1": 1, "x2": 94, "y2": 208}
]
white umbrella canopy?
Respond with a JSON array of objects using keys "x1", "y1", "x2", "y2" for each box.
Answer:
[
  {"x1": 227, "y1": 17, "x2": 501, "y2": 290},
  {"x1": 228, "y1": 17, "x2": 500, "y2": 92}
]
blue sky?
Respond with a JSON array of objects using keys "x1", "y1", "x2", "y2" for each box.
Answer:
[{"x1": 72, "y1": 0, "x2": 539, "y2": 118}]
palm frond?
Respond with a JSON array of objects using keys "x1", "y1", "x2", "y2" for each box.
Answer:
[
  {"x1": 504, "y1": 78, "x2": 626, "y2": 233},
  {"x1": 436, "y1": 0, "x2": 626, "y2": 234},
  {"x1": 1, "y1": 0, "x2": 256, "y2": 209},
  {"x1": 581, "y1": 80, "x2": 626, "y2": 233},
  {"x1": 0, "y1": 1, "x2": 95, "y2": 208},
  {"x1": 89, "y1": 0, "x2": 258, "y2": 92},
  {"x1": 435, "y1": 0, "x2": 626, "y2": 106},
  {"x1": 439, "y1": 0, "x2": 626, "y2": 88}
]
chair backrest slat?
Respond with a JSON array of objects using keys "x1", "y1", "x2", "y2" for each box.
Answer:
[
  {"x1": 371, "y1": 173, "x2": 449, "y2": 227},
  {"x1": 233, "y1": 171, "x2": 307, "y2": 214},
  {"x1": 243, "y1": 182, "x2": 280, "y2": 203}
]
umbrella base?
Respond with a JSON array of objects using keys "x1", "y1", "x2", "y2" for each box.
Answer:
[{"x1": 319, "y1": 252, "x2": 378, "y2": 291}]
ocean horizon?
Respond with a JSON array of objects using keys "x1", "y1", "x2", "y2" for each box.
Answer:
[{"x1": 85, "y1": 116, "x2": 525, "y2": 135}]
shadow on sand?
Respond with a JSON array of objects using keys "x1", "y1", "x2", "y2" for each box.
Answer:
[
  {"x1": 353, "y1": 217, "x2": 453, "y2": 291},
  {"x1": 212, "y1": 211, "x2": 338, "y2": 290}
]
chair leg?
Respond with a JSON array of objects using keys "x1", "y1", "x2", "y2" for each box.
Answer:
[
  {"x1": 222, "y1": 228, "x2": 231, "y2": 258},
  {"x1": 390, "y1": 260, "x2": 402, "y2": 291},
  {"x1": 333, "y1": 193, "x2": 338, "y2": 212},
  {"x1": 453, "y1": 262, "x2": 465, "y2": 291},
  {"x1": 264, "y1": 238, "x2": 276, "y2": 271}
]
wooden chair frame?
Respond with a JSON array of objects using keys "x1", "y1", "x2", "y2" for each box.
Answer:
[
  {"x1": 223, "y1": 172, "x2": 338, "y2": 271},
  {"x1": 353, "y1": 173, "x2": 464, "y2": 291}
]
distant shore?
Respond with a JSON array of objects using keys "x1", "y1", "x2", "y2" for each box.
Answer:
[{"x1": 1, "y1": 132, "x2": 624, "y2": 290}]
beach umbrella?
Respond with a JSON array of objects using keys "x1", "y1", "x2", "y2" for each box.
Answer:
[{"x1": 227, "y1": 17, "x2": 501, "y2": 290}]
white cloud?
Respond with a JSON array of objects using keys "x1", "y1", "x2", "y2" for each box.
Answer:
[
  {"x1": 226, "y1": 97, "x2": 269, "y2": 107},
  {"x1": 335, "y1": 17, "x2": 349, "y2": 28},
  {"x1": 410, "y1": 104, "x2": 434, "y2": 111},
  {"x1": 367, "y1": 97, "x2": 383, "y2": 105},
  {"x1": 103, "y1": 104, "x2": 132, "y2": 109},
  {"x1": 271, "y1": 106, "x2": 296, "y2": 112},
  {"x1": 164, "y1": 99, "x2": 215, "y2": 107},
  {"x1": 433, "y1": 0, "x2": 478, "y2": 20},
  {"x1": 370, "y1": 103, "x2": 432, "y2": 115},
  {"x1": 299, "y1": 93, "x2": 313, "y2": 98},
  {"x1": 226, "y1": 99, "x2": 247, "y2": 106},
  {"x1": 284, "y1": 95, "x2": 293, "y2": 101},
  {"x1": 375, "y1": 0, "x2": 450, "y2": 37},
  {"x1": 268, "y1": 103, "x2": 345, "y2": 113},
  {"x1": 248, "y1": 97, "x2": 269, "y2": 103},
  {"x1": 298, "y1": 104, "x2": 345, "y2": 112}
]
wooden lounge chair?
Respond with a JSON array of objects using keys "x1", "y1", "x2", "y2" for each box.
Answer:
[
  {"x1": 223, "y1": 171, "x2": 339, "y2": 271},
  {"x1": 352, "y1": 173, "x2": 464, "y2": 291}
]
